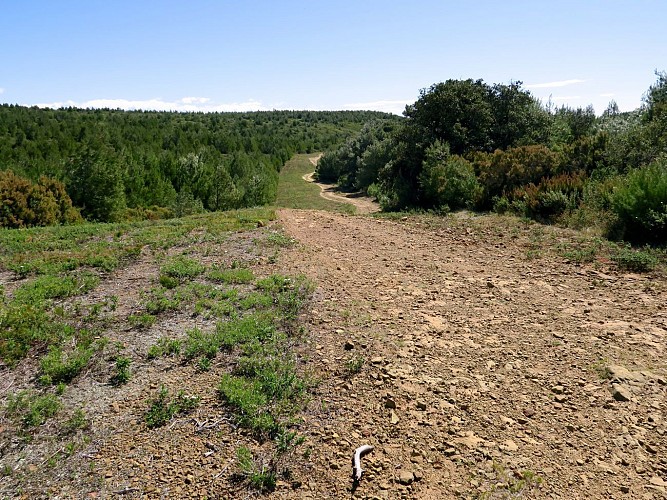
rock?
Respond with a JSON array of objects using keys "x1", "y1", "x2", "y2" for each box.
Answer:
[
  {"x1": 416, "y1": 401, "x2": 427, "y2": 411},
  {"x1": 398, "y1": 471, "x2": 414, "y2": 485},
  {"x1": 385, "y1": 398, "x2": 397, "y2": 409},
  {"x1": 554, "y1": 394, "x2": 568, "y2": 403},
  {"x1": 611, "y1": 384, "x2": 632, "y2": 402},
  {"x1": 413, "y1": 470, "x2": 424, "y2": 481},
  {"x1": 551, "y1": 385, "x2": 565, "y2": 394},
  {"x1": 620, "y1": 485, "x2": 630, "y2": 493},
  {"x1": 500, "y1": 440, "x2": 518, "y2": 452},
  {"x1": 390, "y1": 410, "x2": 400, "y2": 425},
  {"x1": 344, "y1": 340, "x2": 355, "y2": 350},
  {"x1": 608, "y1": 365, "x2": 646, "y2": 384},
  {"x1": 650, "y1": 476, "x2": 667, "y2": 487},
  {"x1": 371, "y1": 357, "x2": 384, "y2": 365}
]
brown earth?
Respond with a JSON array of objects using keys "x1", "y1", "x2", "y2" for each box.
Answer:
[
  {"x1": 301, "y1": 161, "x2": 380, "y2": 216},
  {"x1": 273, "y1": 209, "x2": 667, "y2": 499},
  {"x1": 2, "y1": 208, "x2": 666, "y2": 499}
]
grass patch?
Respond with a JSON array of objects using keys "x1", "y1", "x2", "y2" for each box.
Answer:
[
  {"x1": 147, "y1": 337, "x2": 182, "y2": 359},
  {"x1": 161, "y1": 255, "x2": 205, "y2": 279},
  {"x1": 207, "y1": 265, "x2": 254, "y2": 284},
  {"x1": 275, "y1": 154, "x2": 355, "y2": 213},
  {"x1": 144, "y1": 385, "x2": 200, "y2": 429},
  {"x1": 236, "y1": 446, "x2": 277, "y2": 493},
  {"x1": 5, "y1": 391, "x2": 61, "y2": 428},
  {"x1": 611, "y1": 246, "x2": 658, "y2": 272},
  {"x1": 38, "y1": 343, "x2": 96, "y2": 385}
]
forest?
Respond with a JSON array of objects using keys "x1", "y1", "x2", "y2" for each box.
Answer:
[
  {"x1": 0, "y1": 107, "x2": 395, "y2": 225},
  {"x1": 317, "y1": 73, "x2": 667, "y2": 245}
]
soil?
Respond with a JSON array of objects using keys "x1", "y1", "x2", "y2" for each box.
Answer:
[
  {"x1": 273, "y1": 209, "x2": 667, "y2": 499},
  {"x1": 2, "y1": 206, "x2": 666, "y2": 499},
  {"x1": 301, "y1": 164, "x2": 380, "y2": 215}
]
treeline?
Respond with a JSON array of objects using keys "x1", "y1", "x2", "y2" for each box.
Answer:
[
  {"x1": 0, "y1": 107, "x2": 393, "y2": 226},
  {"x1": 318, "y1": 73, "x2": 667, "y2": 244}
]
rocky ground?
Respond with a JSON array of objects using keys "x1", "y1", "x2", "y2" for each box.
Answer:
[
  {"x1": 274, "y1": 209, "x2": 667, "y2": 499},
  {"x1": 2, "y1": 206, "x2": 665, "y2": 499}
]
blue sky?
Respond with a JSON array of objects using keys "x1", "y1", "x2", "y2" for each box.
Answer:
[{"x1": 1, "y1": 0, "x2": 665, "y2": 115}]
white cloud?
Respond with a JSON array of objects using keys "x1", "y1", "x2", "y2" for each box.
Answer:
[
  {"x1": 34, "y1": 97, "x2": 268, "y2": 113},
  {"x1": 525, "y1": 79, "x2": 586, "y2": 89},
  {"x1": 342, "y1": 99, "x2": 412, "y2": 115},
  {"x1": 552, "y1": 95, "x2": 582, "y2": 101},
  {"x1": 180, "y1": 96, "x2": 211, "y2": 105},
  {"x1": 599, "y1": 93, "x2": 615, "y2": 97},
  {"x1": 0, "y1": 87, "x2": 5, "y2": 95}
]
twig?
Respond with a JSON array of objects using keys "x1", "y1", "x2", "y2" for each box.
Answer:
[
  {"x1": 113, "y1": 487, "x2": 140, "y2": 495},
  {"x1": 40, "y1": 447, "x2": 65, "y2": 466},
  {"x1": 352, "y1": 444, "x2": 374, "y2": 482}
]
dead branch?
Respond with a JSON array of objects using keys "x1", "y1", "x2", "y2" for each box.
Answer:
[{"x1": 352, "y1": 444, "x2": 374, "y2": 481}]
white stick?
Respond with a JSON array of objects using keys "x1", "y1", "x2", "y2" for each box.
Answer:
[{"x1": 353, "y1": 444, "x2": 374, "y2": 481}]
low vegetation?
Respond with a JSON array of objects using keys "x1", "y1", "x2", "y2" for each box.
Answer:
[{"x1": 319, "y1": 72, "x2": 667, "y2": 247}]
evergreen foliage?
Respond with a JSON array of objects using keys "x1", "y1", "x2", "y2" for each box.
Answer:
[
  {"x1": 0, "y1": 106, "x2": 392, "y2": 224},
  {"x1": 318, "y1": 73, "x2": 667, "y2": 245}
]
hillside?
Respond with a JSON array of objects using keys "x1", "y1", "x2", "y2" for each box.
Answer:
[{"x1": 1, "y1": 155, "x2": 665, "y2": 498}]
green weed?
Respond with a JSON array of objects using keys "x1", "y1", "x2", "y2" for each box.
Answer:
[
  {"x1": 207, "y1": 265, "x2": 254, "y2": 284},
  {"x1": 147, "y1": 337, "x2": 182, "y2": 359},
  {"x1": 111, "y1": 356, "x2": 131, "y2": 386},
  {"x1": 39, "y1": 344, "x2": 95, "y2": 385},
  {"x1": 144, "y1": 386, "x2": 200, "y2": 429},
  {"x1": 611, "y1": 246, "x2": 658, "y2": 272},
  {"x1": 160, "y1": 255, "x2": 205, "y2": 282},
  {"x1": 236, "y1": 446, "x2": 277, "y2": 492},
  {"x1": 6, "y1": 391, "x2": 60, "y2": 428}
]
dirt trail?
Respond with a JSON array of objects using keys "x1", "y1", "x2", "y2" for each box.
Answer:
[
  {"x1": 302, "y1": 156, "x2": 380, "y2": 215},
  {"x1": 275, "y1": 209, "x2": 667, "y2": 499}
]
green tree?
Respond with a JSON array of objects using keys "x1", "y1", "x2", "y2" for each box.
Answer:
[
  {"x1": 67, "y1": 144, "x2": 126, "y2": 222},
  {"x1": 419, "y1": 141, "x2": 480, "y2": 210}
]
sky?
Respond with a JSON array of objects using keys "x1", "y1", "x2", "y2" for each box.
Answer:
[{"x1": 1, "y1": 0, "x2": 665, "y2": 115}]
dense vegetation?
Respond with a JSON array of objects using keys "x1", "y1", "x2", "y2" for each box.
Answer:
[
  {"x1": 0, "y1": 107, "x2": 392, "y2": 225},
  {"x1": 318, "y1": 73, "x2": 667, "y2": 244}
]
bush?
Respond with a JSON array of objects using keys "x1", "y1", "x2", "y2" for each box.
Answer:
[
  {"x1": 609, "y1": 158, "x2": 667, "y2": 243},
  {"x1": 475, "y1": 145, "x2": 563, "y2": 207},
  {"x1": 0, "y1": 171, "x2": 82, "y2": 228},
  {"x1": 419, "y1": 141, "x2": 480, "y2": 210},
  {"x1": 509, "y1": 173, "x2": 586, "y2": 222}
]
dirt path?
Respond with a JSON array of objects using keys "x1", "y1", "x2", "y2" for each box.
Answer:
[
  {"x1": 275, "y1": 209, "x2": 667, "y2": 499},
  {"x1": 302, "y1": 156, "x2": 380, "y2": 215}
]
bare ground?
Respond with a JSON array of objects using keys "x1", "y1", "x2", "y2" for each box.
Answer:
[
  {"x1": 2, "y1": 209, "x2": 666, "y2": 499},
  {"x1": 300, "y1": 173, "x2": 380, "y2": 215},
  {"x1": 273, "y1": 209, "x2": 667, "y2": 499}
]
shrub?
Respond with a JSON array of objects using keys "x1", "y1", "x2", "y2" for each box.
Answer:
[
  {"x1": 475, "y1": 145, "x2": 563, "y2": 207},
  {"x1": 419, "y1": 141, "x2": 480, "y2": 210},
  {"x1": 612, "y1": 246, "x2": 658, "y2": 272},
  {"x1": 509, "y1": 173, "x2": 586, "y2": 222},
  {"x1": 609, "y1": 158, "x2": 667, "y2": 244},
  {"x1": 0, "y1": 171, "x2": 82, "y2": 228}
]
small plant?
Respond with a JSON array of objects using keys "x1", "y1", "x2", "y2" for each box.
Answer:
[
  {"x1": 197, "y1": 356, "x2": 212, "y2": 372},
  {"x1": 39, "y1": 344, "x2": 94, "y2": 385},
  {"x1": 128, "y1": 313, "x2": 157, "y2": 329},
  {"x1": 236, "y1": 446, "x2": 277, "y2": 492},
  {"x1": 144, "y1": 386, "x2": 200, "y2": 428},
  {"x1": 160, "y1": 255, "x2": 205, "y2": 283},
  {"x1": 345, "y1": 354, "x2": 365, "y2": 375},
  {"x1": 611, "y1": 246, "x2": 658, "y2": 272},
  {"x1": 147, "y1": 337, "x2": 182, "y2": 359},
  {"x1": 63, "y1": 408, "x2": 89, "y2": 433},
  {"x1": 207, "y1": 265, "x2": 255, "y2": 284},
  {"x1": 111, "y1": 355, "x2": 131, "y2": 386},
  {"x1": 264, "y1": 232, "x2": 295, "y2": 248},
  {"x1": 275, "y1": 429, "x2": 305, "y2": 455},
  {"x1": 6, "y1": 391, "x2": 61, "y2": 428}
]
